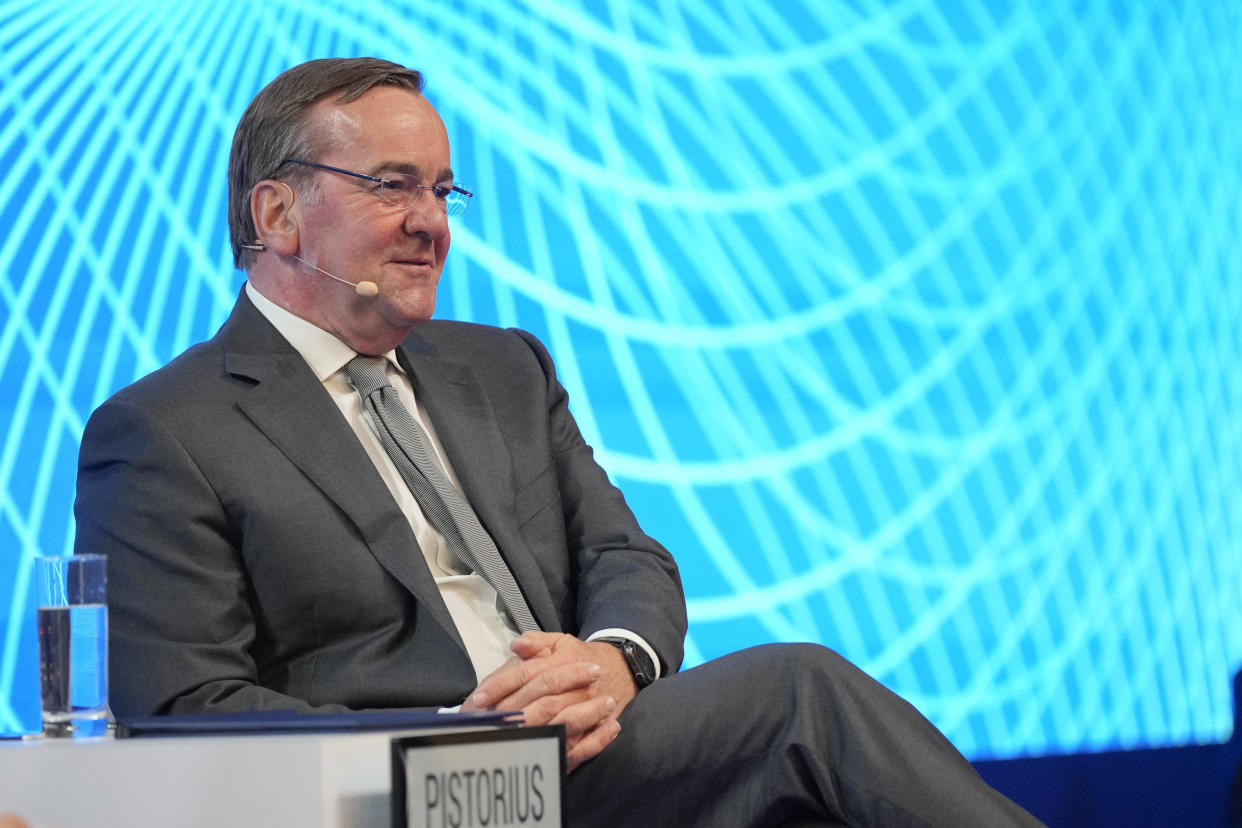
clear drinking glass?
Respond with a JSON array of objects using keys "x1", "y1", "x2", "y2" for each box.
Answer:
[{"x1": 34, "y1": 555, "x2": 109, "y2": 738}]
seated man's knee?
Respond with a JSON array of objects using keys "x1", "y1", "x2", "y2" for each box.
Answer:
[{"x1": 748, "y1": 642, "x2": 855, "y2": 683}]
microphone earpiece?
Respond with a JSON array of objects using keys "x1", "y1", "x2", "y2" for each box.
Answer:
[{"x1": 355, "y1": 281, "x2": 379, "y2": 297}]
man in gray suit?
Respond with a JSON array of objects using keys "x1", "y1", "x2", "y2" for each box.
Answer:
[{"x1": 75, "y1": 57, "x2": 1043, "y2": 826}]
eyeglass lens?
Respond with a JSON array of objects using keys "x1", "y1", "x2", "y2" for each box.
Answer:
[{"x1": 377, "y1": 175, "x2": 470, "y2": 217}]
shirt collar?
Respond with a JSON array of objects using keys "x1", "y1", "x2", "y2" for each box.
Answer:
[{"x1": 245, "y1": 282, "x2": 405, "y2": 381}]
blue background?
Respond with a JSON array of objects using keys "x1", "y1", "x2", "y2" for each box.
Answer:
[{"x1": 1, "y1": 0, "x2": 1240, "y2": 762}]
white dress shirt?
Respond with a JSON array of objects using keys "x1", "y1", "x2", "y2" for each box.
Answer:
[
  {"x1": 245, "y1": 283, "x2": 660, "y2": 685},
  {"x1": 247, "y1": 283, "x2": 520, "y2": 680}
]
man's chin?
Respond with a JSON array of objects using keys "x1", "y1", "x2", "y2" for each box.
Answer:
[{"x1": 378, "y1": 294, "x2": 438, "y2": 329}]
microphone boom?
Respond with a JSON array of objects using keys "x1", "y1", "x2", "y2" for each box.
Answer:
[{"x1": 294, "y1": 255, "x2": 379, "y2": 297}]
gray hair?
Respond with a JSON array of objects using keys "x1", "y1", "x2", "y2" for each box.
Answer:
[{"x1": 227, "y1": 57, "x2": 425, "y2": 269}]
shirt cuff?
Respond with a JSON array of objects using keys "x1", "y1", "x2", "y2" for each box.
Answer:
[{"x1": 586, "y1": 628, "x2": 663, "y2": 680}]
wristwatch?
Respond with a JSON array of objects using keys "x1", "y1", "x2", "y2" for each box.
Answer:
[{"x1": 595, "y1": 637, "x2": 657, "y2": 689}]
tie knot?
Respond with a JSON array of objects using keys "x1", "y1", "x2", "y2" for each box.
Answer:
[{"x1": 344, "y1": 355, "x2": 391, "y2": 397}]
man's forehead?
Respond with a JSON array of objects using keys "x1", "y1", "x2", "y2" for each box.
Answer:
[
  {"x1": 309, "y1": 98, "x2": 365, "y2": 138},
  {"x1": 306, "y1": 86, "x2": 443, "y2": 148}
]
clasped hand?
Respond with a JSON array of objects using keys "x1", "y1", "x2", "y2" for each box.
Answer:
[{"x1": 460, "y1": 631, "x2": 638, "y2": 773}]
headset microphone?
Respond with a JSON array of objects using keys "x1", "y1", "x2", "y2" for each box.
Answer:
[{"x1": 293, "y1": 255, "x2": 379, "y2": 297}]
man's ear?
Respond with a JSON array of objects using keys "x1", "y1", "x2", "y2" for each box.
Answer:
[{"x1": 250, "y1": 180, "x2": 299, "y2": 256}]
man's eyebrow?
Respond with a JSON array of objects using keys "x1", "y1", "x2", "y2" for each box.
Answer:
[{"x1": 372, "y1": 161, "x2": 455, "y2": 181}]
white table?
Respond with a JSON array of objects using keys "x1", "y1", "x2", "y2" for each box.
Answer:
[{"x1": 0, "y1": 729, "x2": 444, "y2": 828}]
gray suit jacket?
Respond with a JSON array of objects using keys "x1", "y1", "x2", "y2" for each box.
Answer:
[{"x1": 74, "y1": 291, "x2": 686, "y2": 716}]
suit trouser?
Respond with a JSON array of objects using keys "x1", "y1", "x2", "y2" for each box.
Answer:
[{"x1": 565, "y1": 644, "x2": 1044, "y2": 827}]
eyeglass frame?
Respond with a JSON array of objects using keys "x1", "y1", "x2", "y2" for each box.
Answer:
[{"x1": 278, "y1": 158, "x2": 473, "y2": 216}]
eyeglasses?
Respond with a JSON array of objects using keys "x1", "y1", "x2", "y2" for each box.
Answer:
[{"x1": 280, "y1": 158, "x2": 473, "y2": 217}]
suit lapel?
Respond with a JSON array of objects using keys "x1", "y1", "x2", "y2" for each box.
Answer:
[
  {"x1": 217, "y1": 294, "x2": 470, "y2": 657},
  {"x1": 398, "y1": 339, "x2": 561, "y2": 632}
]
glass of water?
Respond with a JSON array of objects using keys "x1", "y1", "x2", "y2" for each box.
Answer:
[{"x1": 34, "y1": 555, "x2": 108, "y2": 738}]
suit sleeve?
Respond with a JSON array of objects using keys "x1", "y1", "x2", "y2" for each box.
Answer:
[
  {"x1": 512, "y1": 329, "x2": 689, "y2": 676},
  {"x1": 74, "y1": 397, "x2": 356, "y2": 717}
]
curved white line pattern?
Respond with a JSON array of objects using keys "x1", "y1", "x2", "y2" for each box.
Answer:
[{"x1": 0, "y1": 0, "x2": 1239, "y2": 759}]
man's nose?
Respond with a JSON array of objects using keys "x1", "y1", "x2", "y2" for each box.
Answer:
[{"x1": 402, "y1": 192, "x2": 449, "y2": 235}]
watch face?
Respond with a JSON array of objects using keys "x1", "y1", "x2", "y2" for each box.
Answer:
[
  {"x1": 621, "y1": 641, "x2": 656, "y2": 687},
  {"x1": 599, "y1": 637, "x2": 655, "y2": 687}
]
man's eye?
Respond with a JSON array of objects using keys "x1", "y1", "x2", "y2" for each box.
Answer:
[
  {"x1": 380, "y1": 179, "x2": 412, "y2": 194},
  {"x1": 433, "y1": 184, "x2": 453, "y2": 199}
]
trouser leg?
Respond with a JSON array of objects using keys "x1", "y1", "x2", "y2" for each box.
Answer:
[{"x1": 565, "y1": 643, "x2": 1044, "y2": 827}]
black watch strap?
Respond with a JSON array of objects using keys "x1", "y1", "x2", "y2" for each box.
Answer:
[{"x1": 596, "y1": 637, "x2": 657, "y2": 688}]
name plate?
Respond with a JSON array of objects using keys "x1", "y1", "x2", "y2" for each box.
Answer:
[{"x1": 391, "y1": 726, "x2": 565, "y2": 828}]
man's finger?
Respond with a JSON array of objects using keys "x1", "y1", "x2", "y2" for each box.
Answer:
[
  {"x1": 549, "y1": 694, "x2": 616, "y2": 737},
  {"x1": 459, "y1": 656, "x2": 531, "y2": 711},
  {"x1": 464, "y1": 655, "x2": 601, "y2": 711},
  {"x1": 464, "y1": 633, "x2": 589, "y2": 708},
  {"x1": 566, "y1": 717, "x2": 622, "y2": 774},
  {"x1": 518, "y1": 686, "x2": 596, "y2": 727},
  {"x1": 509, "y1": 631, "x2": 562, "y2": 659},
  {"x1": 465, "y1": 649, "x2": 569, "y2": 709},
  {"x1": 490, "y1": 661, "x2": 602, "y2": 712}
]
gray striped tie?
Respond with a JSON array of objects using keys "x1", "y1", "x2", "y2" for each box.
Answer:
[{"x1": 345, "y1": 355, "x2": 539, "y2": 633}]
